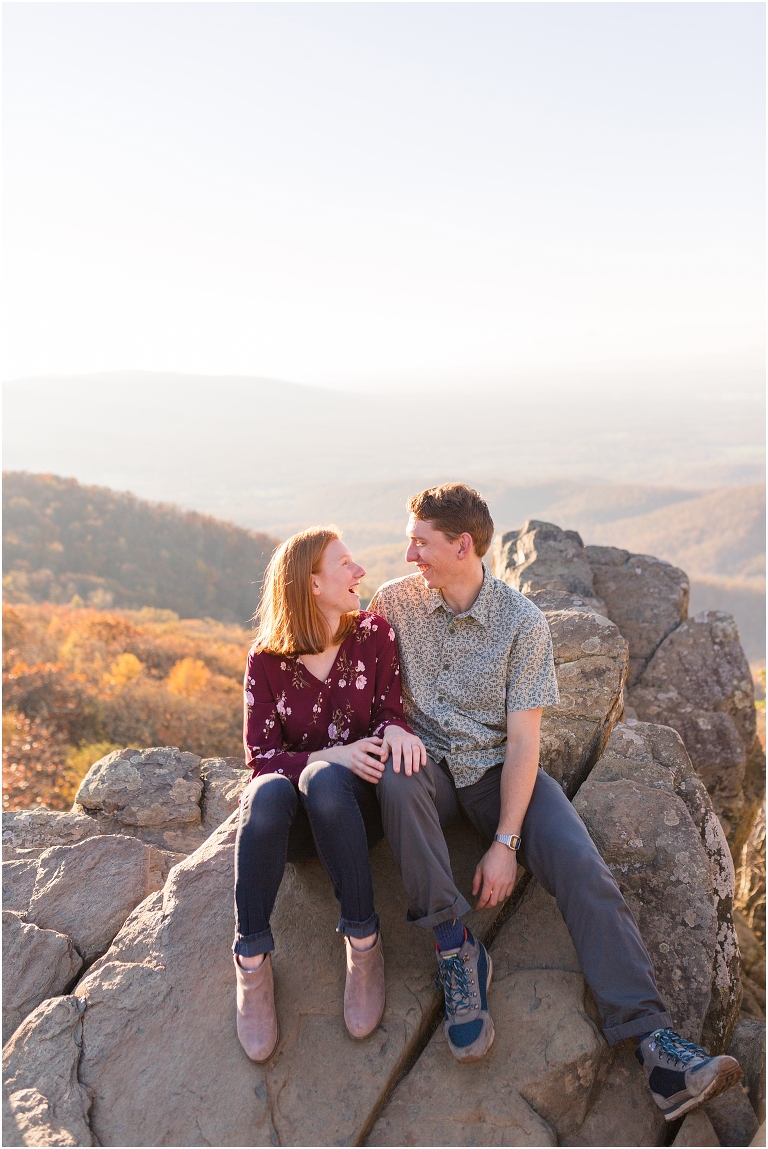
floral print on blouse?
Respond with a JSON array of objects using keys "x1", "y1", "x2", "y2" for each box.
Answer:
[{"x1": 243, "y1": 612, "x2": 413, "y2": 784}]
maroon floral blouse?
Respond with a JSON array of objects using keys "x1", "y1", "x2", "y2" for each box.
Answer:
[{"x1": 243, "y1": 612, "x2": 413, "y2": 784}]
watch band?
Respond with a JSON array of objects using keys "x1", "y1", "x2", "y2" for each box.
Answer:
[{"x1": 494, "y1": 833, "x2": 521, "y2": 852}]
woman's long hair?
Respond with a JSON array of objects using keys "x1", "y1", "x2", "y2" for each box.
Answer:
[{"x1": 253, "y1": 526, "x2": 358, "y2": 655}]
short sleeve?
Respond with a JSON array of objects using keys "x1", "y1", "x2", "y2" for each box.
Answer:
[{"x1": 505, "y1": 613, "x2": 560, "y2": 711}]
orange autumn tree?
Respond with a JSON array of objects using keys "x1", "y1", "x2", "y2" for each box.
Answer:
[{"x1": 2, "y1": 602, "x2": 252, "y2": 810}]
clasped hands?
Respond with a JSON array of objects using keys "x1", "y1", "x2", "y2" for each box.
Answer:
[{"x1": 329, "y1": 725, "x2": 426, "y2": 783}]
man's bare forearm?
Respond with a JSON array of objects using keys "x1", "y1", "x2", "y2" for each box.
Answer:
[{"x1": 496, "y1": 709, "x2": 542, "y2": 837}]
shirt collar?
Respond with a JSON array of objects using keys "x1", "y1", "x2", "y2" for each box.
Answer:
[{"x1": 425, "y1": 565, "x2": 492, "y2": 626}]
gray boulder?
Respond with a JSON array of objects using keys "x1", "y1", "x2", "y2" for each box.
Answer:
[
  {"x1": 2, "y1": 809, "x2": 99, "y2": 860},
  {"x1": 574, "y1": 722, "x2": 740, "y2": 1053},
  {"x1": 200, "y1": 756, "x2": 252, "y2": 834},
  {"x1": 2, "y1": 860, "x2": 37, "y2": 914},
  {"x1": 74, "y1": 746, "x2": 204, "y2": 852},
  {"x1": 491, "y1": 520, "x2": 608, "y2": 615},
  {"x1": 2, "y1": 912, "x2": 82, "y2": 1045},
  {"x1": 727, "y1": 1019, "x2": 766, "y2": 1123},
  {"x1": 628, "y1": 612, "x2": 763, "y2": 854},
  {"x1": 2, "y1": 996, "x2": 94, "y2": 1148},
  {"x1": 27, "y1": 835, "x2": 151, "y2": 965},
  {"x1": 585, "y1": 545, "x2": 689, "y2": 686},
  {"x1": 532, "y1": 594, "x2": 628, "y2": 797}
]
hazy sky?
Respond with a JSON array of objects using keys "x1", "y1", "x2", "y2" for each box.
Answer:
[{"x1": 3, "y1": 2, "x2": 765, "y2": 389}]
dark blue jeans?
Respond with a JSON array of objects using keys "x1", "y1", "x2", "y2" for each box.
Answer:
[{"x1": 233, "y1": 760, "x2": 384, "y2": 957}]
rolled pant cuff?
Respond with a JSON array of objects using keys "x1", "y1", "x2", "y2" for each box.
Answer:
[
  {"x1": 337, "y1": 911, "x2": 380, "y2": 939},
  {"x1": 407, "y1": 893, "x2": 472, "y2": 931},
  {"x1": 233, "y1": 929, "x2": 275, "y2": 957},
  {"x1": 603, "y1": 1011, "x2": 674, "y2": 1047}
]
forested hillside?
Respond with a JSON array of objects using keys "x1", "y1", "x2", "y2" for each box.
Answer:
[
  {"x1": 2, "y1": 603, "x2": 250, "y2": 809},
  {"x1": 3, "y1": 473, "x2": 278, "y2": 624}
]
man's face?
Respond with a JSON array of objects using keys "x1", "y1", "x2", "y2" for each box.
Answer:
[{"x1": 405, "y1": 515, "x2": 463, "y2": 590}]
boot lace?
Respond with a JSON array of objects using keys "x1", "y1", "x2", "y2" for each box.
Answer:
[
  {"x1": 653, "y1": 1030, "x2": 706, "y2": 1067},
  {"x1": 435, "y1": 953, "x2": 471, "y2": 1017}
]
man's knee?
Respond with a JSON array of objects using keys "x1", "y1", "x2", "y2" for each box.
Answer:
[{"x1": 377, "y1": 755, "x2": 433, "y2": 806}]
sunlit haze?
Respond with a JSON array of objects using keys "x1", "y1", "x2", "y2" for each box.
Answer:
[{"x1": 3, "y1": 2, "x2": 765, "y2": 389}]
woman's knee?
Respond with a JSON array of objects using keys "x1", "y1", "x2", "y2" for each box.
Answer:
[
  {"x1": 298, "y1": 758, "x2": 350, "y2": 809},
  {"x1": 240, "y1": 773, "x2": 296, "y2": 832}
]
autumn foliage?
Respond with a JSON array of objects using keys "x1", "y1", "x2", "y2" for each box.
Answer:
[{"x1": 2, "y1": 602, "x2": 251, "y2": 810}]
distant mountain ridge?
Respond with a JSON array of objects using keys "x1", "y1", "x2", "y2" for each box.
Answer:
[{"x1": 3, "y1": 473, "x2": 278, "y2": 624}]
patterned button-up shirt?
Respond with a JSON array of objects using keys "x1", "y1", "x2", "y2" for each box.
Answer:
[{"x1": 369, "y1": 567, "x2": 559, "y2": 788}]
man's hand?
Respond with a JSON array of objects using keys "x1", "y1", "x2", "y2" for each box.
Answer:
[
  {"x1": 321, "y1": 738, "x2": 387, "y2": 783},
  {"x1": 380, "y1": 725, "x2": 427, "y2": 776},
  {"x1": 472, "y1": 841, "x2": 517, "y2": 908}
]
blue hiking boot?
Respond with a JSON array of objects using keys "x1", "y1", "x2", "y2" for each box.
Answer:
[
  {"x1": 435, "y1": 927, "x2": 494, "y2": 1063},
  {"x1": 636, "y1": 1029, "x2": 743, "y2": 1121}
]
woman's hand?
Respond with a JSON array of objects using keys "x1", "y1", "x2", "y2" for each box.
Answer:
[
  {"x1": 380, "y1": 725, "x2": 427, "y2": 776},
  {"x1": 322, "y1": 738, "x2": 388, "y2": 783}
]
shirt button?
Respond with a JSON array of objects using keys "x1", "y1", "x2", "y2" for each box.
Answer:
[
  {"x1": 437, "y1": 695, "x2": 444, "y2": 703},
  {"x1": 277, "y1": 768, "x2": 284, "y2": 774},
  {"x1": 443, "y1": 663, "x2": 450, "y2": 670}
]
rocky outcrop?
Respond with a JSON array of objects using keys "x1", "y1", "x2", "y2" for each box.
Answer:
[
  {"x1": 73, "y1": 747, "x2": 205, "y2": 853},
  {"x1": 492, "y1": 520, "x2": 607, "y2": 615},
  {"x1": 727, "y1": 1019, "x2": 766, "y2": 1124},
  {"x1": 585, "y1": 545, "x2": 689, "y2": 686},
  {"x1": 26, "y1": 835, "x2": 151, "y2": 965},
  {"x1": 532, "y1": 596, "x2": 628, "y2": 796},
  {"x1": 2, "y1": 996, "x2": 94, "y2": 1148},
  {"x1": 2, "y1": 913, "x2": 82, "y2": 1045},
  {"x1": 200, "y1": 756, "x2": 252, "y2": 834},
  {"x1": 628, "y1": 612, "x2": 764, "y2": 854},
  {"x1": 3, "y1": 812, "x2": 506, "y2": 1148},
  {"x1": 2, "y1": 809, "x2": 99, "y2": 859},
  {"x1": 573, "y1": 722, "x2": 740, "y2": 1052}
]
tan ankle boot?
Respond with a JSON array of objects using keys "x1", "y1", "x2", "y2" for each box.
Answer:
[
  {"x1": 234, "y1": 954, "x2": 279, "y2": 1062},
  {"x1": 344, "y1": 934, "x2": 385, "y2": 1040}
]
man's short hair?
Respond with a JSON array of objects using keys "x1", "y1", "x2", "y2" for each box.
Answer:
[{"x1": 407, "y1": 483, "x2": 495, "y2": 558}]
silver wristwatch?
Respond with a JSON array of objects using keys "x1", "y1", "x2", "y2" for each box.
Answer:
[{"x1": 494, "y1": 833, "x2": 521, "y2": 852}]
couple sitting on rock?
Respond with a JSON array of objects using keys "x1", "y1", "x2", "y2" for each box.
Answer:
[{"x1": 233, "y1": 482, "x2": 742, "y2": 1123}]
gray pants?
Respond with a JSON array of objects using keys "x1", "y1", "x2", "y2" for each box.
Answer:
[{"x1": 377, "y1": 756, "x2": 672, "y2": 1046}]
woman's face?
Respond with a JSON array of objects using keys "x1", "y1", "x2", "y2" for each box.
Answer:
[{"x1": 311, "y1": 539, "x2": 366, "y2": 619}]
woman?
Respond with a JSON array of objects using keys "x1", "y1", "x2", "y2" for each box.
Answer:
[{"x1": 234, "y1": 526, "x2": 426, "y2": 1062}]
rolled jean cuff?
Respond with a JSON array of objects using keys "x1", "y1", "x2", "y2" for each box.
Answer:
[
  {"x1": 603, "y1": 1011, "x2": 674, "y2": 1047},
  {"x1": 406, "y1": 892, "x2": 472, "y2": 931},
  {"x1": 233, "y1": 928, "x2": 275, "y2": 958},
  {"x1": 336, "y1": 911, "x2": 380, "y2": 940}
]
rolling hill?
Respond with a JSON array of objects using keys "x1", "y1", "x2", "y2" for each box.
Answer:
[{"x1": 2, "y1": 473, "x2": 278, "y2": 625}]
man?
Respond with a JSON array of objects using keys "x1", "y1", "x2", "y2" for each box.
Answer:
[{"x1": 369, "y1": 482, "x2": 742, "y2": 1122}]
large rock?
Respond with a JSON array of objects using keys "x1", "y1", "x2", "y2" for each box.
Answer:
[
  {"x1": 672, "y1": 1108, "x2": 721, "y2": 1146},
  {"x1": 369, "y1": 880, "x2": 611, "y2": 1145},
  {"x1": 585, "y1": 546, "x2": 689, "y2": 687},
  {"x1": 492, "y1": 520, "x2": 607, "y2": 615},
  {"x1": 200, "y1": 756, "x2": 251, "y2": 834},
  {"x1": 628, "y1": 612, "x2": 763, "y2": 853},
  {"x1": 491, "y1": 523, "x2": 629, "y2": 798},
  {"x1": 6, "y1": 810, "x2": 509, "y2": 1147},
  {"x1": 727, "y1": 1020, "x2": 766, "y2": 1123},
  {"x1": 2, "y1": 860, "x2": 38, "y2": 913},
  {"x1": 529, "y1": 592, "x2": 628, "y2": 797},
  {"x1": 2, "y1": 996, "x2": 94, "y2": 1147},
  {"x1": 2, "y1": 809, "x2": 99, "y2": 860},
  {"x1": 27, "y1": 835, "x2": 151, "y2": 964},
  {"x1": 704, "y1": 1085, "x2": 759, "y2": 1147},
  {"x1": 74, "y1": 747, "x2": 204, "y2": 852},
  {"x1": 574, "y1": 722, "x2": 740, "y2": 1053},
  {"x1": 2, "y1": 913, "x2": 82, "y2": 1045},
  {"x1": 562, "y1": 1042, "x2": 667, "y2": 1147}
]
